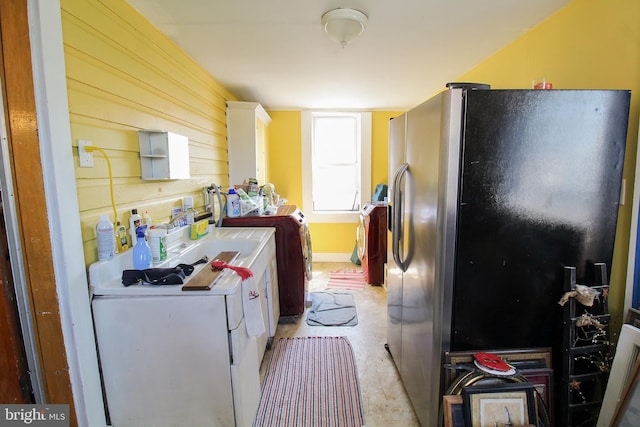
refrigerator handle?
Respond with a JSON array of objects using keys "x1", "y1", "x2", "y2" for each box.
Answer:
[{"x1": 392, "y1": 163, "x2": 409, "y2": 272}]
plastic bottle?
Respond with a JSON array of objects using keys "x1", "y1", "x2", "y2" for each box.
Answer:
[
  {"x1": 143, "y1": 210, "x2": 152, "y2": 227},
  {"x1": 115, "y1": 221, "x2": 128, "y2": 253},
  {"x1": 183, "y1": 196, "x2": 195, "y2": 224},
  {"x1": 148, "y1": 226, "x2": 167, "y2": 264},
  {"x1": 96, "y1": 215, "x2": 115, "y2": 261},
  {"x1": 129, "y1": 209, "x2": 142, "y2": 247},
  {"x1": 132, "y1": 225, "x2": 152, "y2": 270},
  {"x1": 226, "y1": 188, "x2": 241, "y2": 217}
]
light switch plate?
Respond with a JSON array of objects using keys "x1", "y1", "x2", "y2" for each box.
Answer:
[{"x1": 78, "y1": 140, "x2": 93, "y2": 167}]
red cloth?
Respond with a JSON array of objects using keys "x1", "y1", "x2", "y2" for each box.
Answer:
[{"x1": 211, "y1": 260, "x2": 253, "y2": 280}]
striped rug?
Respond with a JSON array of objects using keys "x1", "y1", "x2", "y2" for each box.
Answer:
[
  {"x1": 325, "y1": 269, "x2": 367, "y2": 290},
  {"x1": 254, "y1": 336, "x2": 365, "y2": 427}
]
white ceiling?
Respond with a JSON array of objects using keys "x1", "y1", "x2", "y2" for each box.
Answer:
[{"x1": 126, "y1": 0, "x2": 572, "y2": 111}]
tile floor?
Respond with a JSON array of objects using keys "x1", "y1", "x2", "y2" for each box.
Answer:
[{"x1": 258, "y1": 262, "x2": 421, "y2": 427}]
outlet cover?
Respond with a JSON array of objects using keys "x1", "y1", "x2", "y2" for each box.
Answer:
[{"x1": 78, "y1": 140, "x2": 93, "y2": 167}]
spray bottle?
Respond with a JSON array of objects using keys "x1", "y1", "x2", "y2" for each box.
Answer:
[{"x1": 132, "y1": 225, "x2": 151, "y2": 270}]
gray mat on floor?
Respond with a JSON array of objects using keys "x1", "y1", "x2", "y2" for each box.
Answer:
[{"x1": 306, "y1": 292, "x2": 358, "y2": 326}]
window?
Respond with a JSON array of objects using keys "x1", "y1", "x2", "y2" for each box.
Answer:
[{"x1": 302, "y1": 111, "x2": 371, "y2": 223}]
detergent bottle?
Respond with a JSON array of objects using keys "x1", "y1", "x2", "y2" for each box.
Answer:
[{"x1": 226, "y1": 188, "x2": 241, "y2": 217}]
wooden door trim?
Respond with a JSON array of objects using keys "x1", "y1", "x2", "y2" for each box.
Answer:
[
  {"x1": 0, "y1": 200, "x2": 32, "y2": 403},
  {"x1": 0, "y1": 0, "x2": 75, "y2": 423}
]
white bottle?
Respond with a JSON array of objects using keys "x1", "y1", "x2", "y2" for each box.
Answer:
[
  {"x1": 96, "y1": 215, "x2": 115, "y2": 261},
  {"x1": 143, "y1": 210, "x2": 152, "y2": 227},
  {"x1": 129, "y1": 209, "x2": 142, "y2": 247},
  {"x1": 183, "y1": 196, "x2": 195, "y2": 224},
  {"x1": 183, "y1": 196, "x2": 194, "y2": 211},
  {"x1": 226, "y1": 188, "x2": 241, "y2": 217}
]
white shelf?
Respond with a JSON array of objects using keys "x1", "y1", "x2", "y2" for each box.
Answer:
[{"x1": 138, "y1": 130, "x2": 190, "y2": 180}]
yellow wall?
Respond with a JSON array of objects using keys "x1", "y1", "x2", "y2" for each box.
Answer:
[
  {"x1": 63, "y1": 0, "x2": 640, "y2": 280},
  {"x1": 61, "y1": 0, "x2": 236, "y2": 265},
  {"x1": 265, "y1": 111, "x2": 303, "y2": 208},
  {"x1": 457, "y1": 0, "x2": 640, "y2": 327},
  {"x1": 267, "y1": 111, "x2": 402, "y2": 254}
]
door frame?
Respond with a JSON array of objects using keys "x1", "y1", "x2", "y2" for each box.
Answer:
[{"x1": 1, "y1": 1, "x2": 106, "y2": 425}]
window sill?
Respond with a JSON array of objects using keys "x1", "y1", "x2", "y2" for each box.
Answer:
[{"x1": 303, "y1": 210, "x2": 360, "y2": 223}]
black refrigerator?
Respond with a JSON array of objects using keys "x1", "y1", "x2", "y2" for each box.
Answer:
[{"x1": 387, "y1": 85, "x2": 630, "y2": 427}]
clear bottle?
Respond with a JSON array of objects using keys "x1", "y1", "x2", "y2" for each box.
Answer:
[
  {"x1": 132, "y1": 225, "x2": 152, "y2": 270},
  {"x1": 96, "y1": 215, "x2": 115, "y2": 261}
]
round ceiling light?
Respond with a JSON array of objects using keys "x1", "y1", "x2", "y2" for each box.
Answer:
[{"x1": 321, "y1": 8, "x2": 368, "y2": 47}]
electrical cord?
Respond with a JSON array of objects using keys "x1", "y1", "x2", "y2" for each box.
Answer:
[{"x1": 84, "y1": 145, "x2": 118, "y2": 225}]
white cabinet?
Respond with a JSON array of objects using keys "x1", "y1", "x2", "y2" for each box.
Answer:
[
  {"x1": 138, "y1": 130, "x2": 190, "y2": 180},
  {"x1": 253, "y1": 236, "x2": 279, "y2": 361},
  {"x1": 90, "y1": 228, "x2": 279, "y2": 427},
  {"x1": 92, "y1": 295, "x2": 236, "y2": 426},
  {"x1": 226, "y1": 101, "x2": 271, "y2": 185}
]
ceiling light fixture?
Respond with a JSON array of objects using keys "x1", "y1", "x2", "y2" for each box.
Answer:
[{"x1": 321, "y1": 8, "x2": 368, "y2": 48}]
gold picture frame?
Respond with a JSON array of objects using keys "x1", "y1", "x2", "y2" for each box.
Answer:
[
  {"x1": 443, "y1": 394, "x2": 464, "y2": 427},
  {"x1": 610, "y1": 351, "x2": 640, "y2": 426}
]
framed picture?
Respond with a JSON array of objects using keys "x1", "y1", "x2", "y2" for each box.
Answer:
[
  {"x1": 625, "y1": 307, "x2": 640, "y2": 328},
  {"x1": 520, "y1": 367, "x2": 554, "y2": 421},
  {"x1": 462, "y1": 382, "x2": 537, "y2": 427},
  {"x1": 444, "y1": 348, "x2": 552, "y2": 388},
  {"x1": 598, "y1": 325, "x2": 640, "y2": 425},
  {"x1": 442, "y1": 395, "x2": 464, "y2": 427},
  {"x1": 610, "y1": 349, "x2": 640, "y2": 426}
]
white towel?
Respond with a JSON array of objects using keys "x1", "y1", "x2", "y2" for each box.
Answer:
[{"x1": 242, "y1": 276, "x2": 265, "y2": 337}]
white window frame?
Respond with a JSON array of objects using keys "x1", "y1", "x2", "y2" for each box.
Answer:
[{"x1": 301, "y1": 110, "x2": 371, "y2": 223}]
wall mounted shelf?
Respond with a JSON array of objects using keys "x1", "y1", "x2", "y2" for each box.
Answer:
[{"x1": 138, "y1": 130, "x2": 190, "y2": 180}]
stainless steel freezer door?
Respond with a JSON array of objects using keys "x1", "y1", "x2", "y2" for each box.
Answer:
[
  {"x1": 387, "y1": 112, "x2": 406, "y2": 371},
  {"x1": 399, "y1": 93, "x2": 447, "y2": 426},
  {"x1": 388, "y1": 90, "x2": 464, "y2": 427}
]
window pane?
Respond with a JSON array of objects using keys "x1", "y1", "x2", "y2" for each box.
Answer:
[
  {"x1": 313, "y1": 116, "x2": 358, "y2": 164},
  {"x1": 301, "y1": 110, "x2": 371, "y2": 222},
  {"x1": 307, "y1": 112, "x2": 366, "y2": 215},
  {"x1": 312, "y1": 164, "x2": 359, "y2": 211}
]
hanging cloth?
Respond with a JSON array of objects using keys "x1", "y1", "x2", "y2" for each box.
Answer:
[{"x1": 211, "y1": 260, "x2": 265, "y2": 337}]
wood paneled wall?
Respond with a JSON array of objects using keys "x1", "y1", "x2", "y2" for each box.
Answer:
[{"x1": 61, "y1": 0, "x2": 237, "y2": 265}]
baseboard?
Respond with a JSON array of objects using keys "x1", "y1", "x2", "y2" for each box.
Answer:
[{"x1": 312, "y1": 252, "x2": 355, "y2": 263}]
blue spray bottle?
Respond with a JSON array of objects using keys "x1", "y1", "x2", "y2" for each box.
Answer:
[{"x1": 132, "y1": 225, "x2": 152, "y2": 270}]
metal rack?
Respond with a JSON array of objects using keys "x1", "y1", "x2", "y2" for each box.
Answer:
[{"x1": 561, "y1": 263, "x2": 612, "y2": 427}]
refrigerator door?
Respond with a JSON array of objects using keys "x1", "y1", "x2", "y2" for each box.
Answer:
[
  {"x1": 396, "y1": 91, "x2": 464, "y2": 427},
  {"x1": 452, "y1": 89, "x2": 630, "y2": 352},
  {"x1": 387, "y1": 113, "x2": 406, "y2": 370}
]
